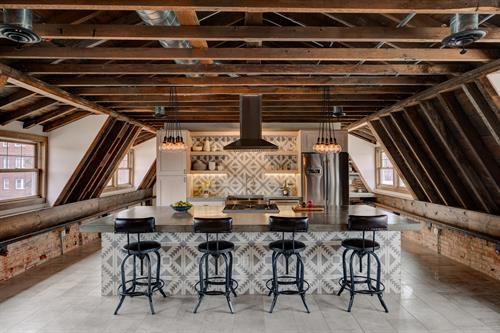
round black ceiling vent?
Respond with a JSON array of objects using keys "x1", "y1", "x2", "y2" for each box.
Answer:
[{"x1": 0, "y1": 24, "x2": 41, "y2": 43}]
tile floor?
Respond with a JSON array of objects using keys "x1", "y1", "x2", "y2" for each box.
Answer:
[{"x1": 0, "y1": 240, "x2": 498, "y2": 333}]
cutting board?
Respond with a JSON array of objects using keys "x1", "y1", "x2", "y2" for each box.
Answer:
[{"x1": 292, "y1": 205, "x2": 325, "y2": 212}]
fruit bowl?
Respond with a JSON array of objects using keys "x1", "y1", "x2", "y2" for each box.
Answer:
[{"x1": 171, "y1": 201, "x2": 193, "y2": 212}]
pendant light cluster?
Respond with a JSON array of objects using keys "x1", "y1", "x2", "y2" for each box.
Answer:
[
  {"x1": 159, "y1": 87, "x2": 186, "y2": 152},
  {"x1": 312, "y1": 87, "x2": 343, "y2": 154}
]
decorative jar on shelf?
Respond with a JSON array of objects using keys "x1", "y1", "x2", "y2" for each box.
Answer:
[{"x1": 203, "y1": 140, "x2": 211, "y2": 152}]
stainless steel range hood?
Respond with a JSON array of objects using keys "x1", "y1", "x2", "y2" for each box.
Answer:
[{"x1": 223, "y1": 95, "x2": 278, "y2": 151}]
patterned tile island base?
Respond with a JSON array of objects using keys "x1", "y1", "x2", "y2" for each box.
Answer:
[{"x1": 101, "y1": 231, "x2": 401, "y2": 296}]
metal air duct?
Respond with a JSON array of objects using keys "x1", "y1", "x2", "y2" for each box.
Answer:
[
  {"x1": 0, "y1": 9, "x2": 41, "y2": 44},
  {"x1": 442, "y1": 14, "x2": 487, "y2": 53}
]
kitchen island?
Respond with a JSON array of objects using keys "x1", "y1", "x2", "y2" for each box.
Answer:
[{"x1": 81, "y1": 204, "x2": 419, "y2": 296}]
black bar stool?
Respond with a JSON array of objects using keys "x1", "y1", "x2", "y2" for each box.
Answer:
[
  {"x1": 192, "y1": 217, "x2": 238, "y2": 314},
  {"x1": 337, "y1": 214, "x2": 389, "y2": 313},
  {"x1": 113, "y1": 217, "x2": 166, "y2": 315},
  {"x1": 266, "y1": 216, "x2": 310, "y2": 313}
]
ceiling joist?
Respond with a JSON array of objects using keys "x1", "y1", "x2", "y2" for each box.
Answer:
[
  {"x1": 32, "y1": 24, "x2": 500, "y2": 43},
  {"x1": 1, "y1": 0, "x2": 499, "y2": 13},
  {"x1": 1, "y1": 47, "x2": 497, "y2": 62}
]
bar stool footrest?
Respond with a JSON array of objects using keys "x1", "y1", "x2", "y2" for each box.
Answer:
[
  {"x1": 339, "y1": 275, "x2": 385, "y2": 294},
  {"x1": 194, "y1": 276, "x2": 239, "y2": 294},
  {"x1": 265, "y1": 275, "x2": 310, "y2": 294},
  {"x1": 117, "y1": 277, "x2": 165, "y2": 297}
]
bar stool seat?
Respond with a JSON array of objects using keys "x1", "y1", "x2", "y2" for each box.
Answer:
[
  {"x1": 123, "y1": 241, "x2": 162, "y2": 254},
  {"x1": 341, "y1": 238, "x2": 380, "y2": 251},
  {"x1": 269, "y1": 240, "x2": 306, "y2": 253},
  {"x1": 198, "y1": 240, "x2": 235, "y2": 253}
]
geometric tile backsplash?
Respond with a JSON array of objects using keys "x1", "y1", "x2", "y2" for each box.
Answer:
[
  {"x1": 190, "y1": 135, "x2": 299, "y2": 197},
  {"x1": 101, "y1": 231, "x2": 401, "y2": 296}
]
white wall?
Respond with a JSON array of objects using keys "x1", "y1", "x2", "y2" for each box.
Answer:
[
  {"x1": 47, "y1": 115, "x2": 108, "y2": 205},
  {"x1": 133, "y1": 138, "x2": 156, "y2": 188},
  {"x1": 348, "y1": 134, "x2": 376, "y2": 191}
]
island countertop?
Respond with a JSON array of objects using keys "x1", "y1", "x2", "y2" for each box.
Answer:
[{"x1": 80, "y1": 204, "x2": 420, "y2": 233}]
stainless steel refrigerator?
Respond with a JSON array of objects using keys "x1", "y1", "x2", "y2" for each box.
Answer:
[{"x1": 301, "y1": 152, "x2": 349, "y2": 207}]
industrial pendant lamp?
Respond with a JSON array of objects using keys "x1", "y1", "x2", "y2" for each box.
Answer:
[
  {"x1": 312, "y1": 87, "x2": 342, "y2": 154},
  {"x1": 159, "y1": 87, "x2": 186, "y2": 152}
]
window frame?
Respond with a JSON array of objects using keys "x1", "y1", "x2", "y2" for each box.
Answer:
[
  {"x1": 104, "y1": 150, "x2": 134, "y2": 192},
  {"x1": 375, "y1": 147, "x2": 408, "y2": 193},
  {"x1": 0, "y1": 130, "x2": 47, "y2": 209}
]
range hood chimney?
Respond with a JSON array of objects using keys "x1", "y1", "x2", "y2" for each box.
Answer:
[{"x1": 223, "y1": 95, "x2": 278, "y2": 151}]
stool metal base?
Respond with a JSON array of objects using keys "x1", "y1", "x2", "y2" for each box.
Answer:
[
  {"x1": 193, "y1": 252, "x2": 238, "y2": 314},
  {"x1": 114, "y1": 251, "x2": 167, "y2": 315},
  {"x1": 338, "y1": 248, "x2": 388, "y2": 313},
  {"x1": 267, "y1": 251, "x2": 310, "y2": 314}
]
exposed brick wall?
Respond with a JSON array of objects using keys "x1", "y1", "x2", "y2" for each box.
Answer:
[
  {"x1": 0, "y1": 223, "x2": 99, "y2": 281},
  {"x1": 403, "y1": 224, "x2": 499, "y2": 281}
]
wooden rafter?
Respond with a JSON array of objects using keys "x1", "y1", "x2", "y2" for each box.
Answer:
[
  {"x1": 0, "y1": 98, "x2": 58, "y2": 125},
  {"x1": 42, "y1": 75, "x2": 441, "y2": 87},
  {"x1": 1, "y1": 47, "x2": 496, "y2": 62},
  {"x1": 22, "y1": 106, "x2": 77, "y2": 129},
  {"x1": 42, "y1": 111, "x2": 92, "y2": 132},
  {"x1": 54, "y1": 117, "x2": 141, "y2": 205},
  {"x1": 32, "y1": 24, "x2": 500, "y2": 43},
  {"x1": 138, "y1": 160, "x2": 156, "y2": 190},
  {"x1": 2, "y1": 1, "x2": 498, "y2": 14},
  {"x1": 0, "y1": 63, "x2": 156, "y2": 133},
  {"x1": 15, "y1": 63, "x2": 469, "y2": 76}
]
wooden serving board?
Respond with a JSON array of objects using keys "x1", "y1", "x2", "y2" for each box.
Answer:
[{"x1": 292, "y1": 205, "x2": 325, "y2": 212}]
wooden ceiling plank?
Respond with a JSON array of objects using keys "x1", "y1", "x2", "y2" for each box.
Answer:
[
  {"x1": 0, "y1": 98, "x2": 58, "y2": 125},
  {"x1": 347, "y1": 59, "x2": 500, "y2": 130},
  {"x1": 2, "y1": 1, "x2": 499, "y2": 13},
  {"x1": 174, "y1": 10, "x2": 213, "y2": 65},
  {"x1": 33, "y1": 24, "x2": 500, "y2": 43},
  {"x1": 1, "y1": 47, "x2": 496, "y2": 62},
  {"x1": 461, "y1": 82, "x2": 500, "y2": 146},
  {"x1": 72, "y1": 86, "x2": 419, "y2": 95},
  {"x1": 17, "y1": 63, "x2": 468, "y2": 75},
  {"x1": 45, "y1": 75, "x2": 441, "y2": 87},
  {"x1": 401, "y1": 107, "x2": 475, "y2": 210},
  {"x1": 0, "y1": 63, "x2": 156, "y2": 133},
  {"x1": 42, "y1": 111, "x2": 91, "y2": 132},
  {"x1": 390, "y1": 111, "x2": 457, "y2": 206},
  {"x1": 437, "y1": 92, "x2": 500, "y2": 188},
  {"x1": 379, "y1": 116, "x2": 442, "y2": 203},
  {"x1": 22, "y1": 106, "x2": 77, "y2": 129},
  {"x1": 419, "y1": 100, "x2": 497, "y2": 213},
  {"x1": 0, "y1": 90, "x2": 38, "y2": 109}
]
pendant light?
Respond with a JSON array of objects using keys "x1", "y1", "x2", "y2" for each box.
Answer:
[
  {"x1": 159, "y1": 87, "x2": 186, "y2": 152},
  {"x1": 312, "y1": 87, "x2": 342, "y2": 154}
]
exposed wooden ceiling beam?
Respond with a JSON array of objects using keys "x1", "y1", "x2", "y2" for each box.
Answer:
[
  {"x1": 174, "y1": 10, "x2": 213, "y2": 65},
  {"x1": 0, "y1": 63, "x2": 156, "y2": 133},
  {"x1": 33, "y1": 24, "x2": 500, "y2": 43},
  {"x1": 42, "y1": 111, "x2": 92, "y2": 132},
  {"x1": 43, "y1": 75, "x2": 440, "y2": 87},
  {"x1": 0, "y1": 98, "x2": 58, "y2": 125},
  {"x1": 100, "y1": 100, "x2": 392, "y2": 107},
  {"x1": 0, "y1": 90, "x2": 37, "y2": 108},
  {"x1": 1, "y1": 47, "x2": 496, "y2": 62},
  {"x1": 22, "y1": 106, "x2": 77, "y2": 129},
  {"x1": 347, "y1": 58, "x2": 500, "y2": 130},
  {"x1": 2, "y1": 1, "x2": 499, "y2": 14},
  {"x1": 72, "y1": 86, "x2": 419, "y2": 95},
  {"x1": 90, "y1": 94, "x2": 405, "y2": 103}
]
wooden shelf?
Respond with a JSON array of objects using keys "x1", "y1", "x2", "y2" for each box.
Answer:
[
  {"x1": 190, "y1": 151, "x2": 227, "y2": 156},
  {"x1": 264, "y1": 150, "x2": 298, "y2": 156},
  {"x1": 189, "y1": 170, "x2": 227, "y2": 175},
  {"x1": 265, "y1": 170, "x2": 299, "y2": 174}
]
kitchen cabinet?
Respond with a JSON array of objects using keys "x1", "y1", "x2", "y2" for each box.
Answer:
[{"x1": 157, "y1": 175, "x2": 187, "y2": 205}]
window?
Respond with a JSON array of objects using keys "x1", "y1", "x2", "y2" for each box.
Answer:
[
  {"x1": 105, "y1": 151, "x2": 134, "y2": 191},
  {"x1": 375, "y1": 147, "x2": 408, "y2": 193},
  {"x1": 15, "y1": 178, "x2": 24, "y2": 190},
  {"x1": 0, "y1": 131, "x2": 47, "y2": 205}
]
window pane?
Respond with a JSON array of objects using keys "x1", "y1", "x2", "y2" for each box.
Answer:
[
  {"x1": 0, "y1": 172, "x2": 37, "y2": 200},
  {"x1": 117, "y1": 169, "x2": 130, "y2": 185},
  {"x1": 381, "y1": 152, "x2": 392, "y2": 168},
  {"x1": 380, "y1": 169, "x2": 394, "y2": 185},
  {"x1": 0, "y1": 141, "x2": 36, "y2": 169},
  {"x1": 119, "y1": 155, "x2": 128, "y2": 168}
]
